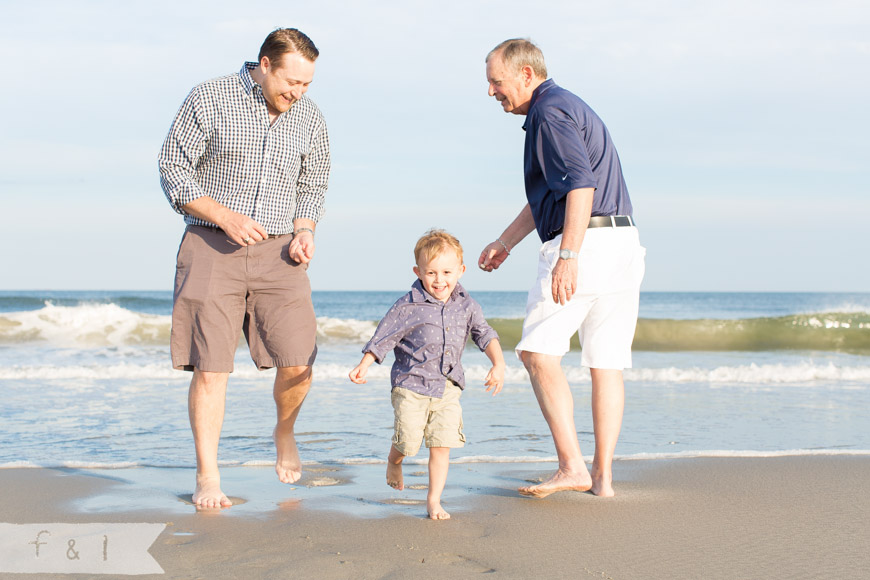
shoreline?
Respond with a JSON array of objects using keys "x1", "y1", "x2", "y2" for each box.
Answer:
[
  {"x1": 4, "y1": 447, "x2": 869, "y2": 471},
  {"x1": 2, "y1": 456, "x2": 868, "y2": 579}
]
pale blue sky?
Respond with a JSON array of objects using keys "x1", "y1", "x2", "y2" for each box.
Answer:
[{"x1": 1, "y1": 0, "x2": 868, "y2": 291}]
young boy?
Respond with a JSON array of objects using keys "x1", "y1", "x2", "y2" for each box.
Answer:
[{"x1": 349, "y1": 229, "x2": 505, "y2": 520}]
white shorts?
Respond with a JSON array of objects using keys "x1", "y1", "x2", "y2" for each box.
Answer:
[{"x1": 516, "y1": 227, "x2": 646, "y2": 369}]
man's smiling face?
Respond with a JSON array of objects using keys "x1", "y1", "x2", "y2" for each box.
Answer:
[{"x1": 259, "y1": 52, "x2": 315, "y2": 117}]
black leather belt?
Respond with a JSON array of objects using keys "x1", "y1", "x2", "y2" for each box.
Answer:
[
  {"x1": 550, "y1": 215, "x2": 635, "y2": 237},
  {"x1": 194, "y1": 225, "x2": 289, "y2": 238},
  {"x1": 588, "y1": 215, "x2": 635, "y2": 228}
]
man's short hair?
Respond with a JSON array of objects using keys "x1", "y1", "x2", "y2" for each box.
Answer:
[
  {"x1": 414, "y1": 229, "x2": 464, "y2": 265},
  {"x1": 259, "y1": 28, "x2": 319, "y2": 66},
  {"x1": 486, "y1": 38, "x2": 547, "y2": 79}
]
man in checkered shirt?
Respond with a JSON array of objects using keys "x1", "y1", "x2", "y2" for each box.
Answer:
[{"x1": 158, "y1": 28, "x2": 330, "y2": 509}]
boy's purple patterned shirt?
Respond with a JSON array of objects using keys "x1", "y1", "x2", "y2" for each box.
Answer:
[{"x1": 363, "y1": 280, "x2": 499, "y2": 398}]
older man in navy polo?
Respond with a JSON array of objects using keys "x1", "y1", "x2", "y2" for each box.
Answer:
[{"x1": 479, "y1": 38, "x2": 646, "y2": 498}]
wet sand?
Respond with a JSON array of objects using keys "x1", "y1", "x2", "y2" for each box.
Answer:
[{"x1": 1, "y1": 456, "x2": 867, "y2": 579}]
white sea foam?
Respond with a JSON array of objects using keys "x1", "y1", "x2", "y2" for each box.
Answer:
[
  {"x1": 0, "y1": 303, "x2": 167, "y2": 347},
  {"x1": 624, "y1": 361, "x2": 870, "y2": 385},
  {"x1": 2, "y1": 360, "x2": 869, "y2": 385}
]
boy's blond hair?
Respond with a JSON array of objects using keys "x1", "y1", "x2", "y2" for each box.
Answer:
[{"x1": 414, "y1": 229, "x2": 464, "y2": 265}]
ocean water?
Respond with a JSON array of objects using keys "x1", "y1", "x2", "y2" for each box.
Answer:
[{"x1": 1, "y1": 290, "x2": 869, "y2": 469}]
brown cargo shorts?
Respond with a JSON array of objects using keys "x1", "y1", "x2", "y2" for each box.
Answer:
[{"x1": 171, "y1": 225, "x2": 317, "y2": 372}]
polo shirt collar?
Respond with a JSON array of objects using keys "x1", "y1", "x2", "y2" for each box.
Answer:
[
  {"x1": 523, "y1": 78, "x2": 556, "y2": 131},
  {"x1": 409, "y1": 279, "x2": 467, "y2": 304}
]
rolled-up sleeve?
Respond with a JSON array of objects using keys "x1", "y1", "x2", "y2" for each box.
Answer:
[
  {"x1": 158, "y1": 88, "x2": 209, "y2": 214},
  {"x1": 362, "y1": 303, "x2": 407, "y2": 363},
  {"x1": 468, "y1": 301, "x2": 499, "y2": 352},
  {"x1": 294, "y1": 114, "x2": 330, "y2": 224}
]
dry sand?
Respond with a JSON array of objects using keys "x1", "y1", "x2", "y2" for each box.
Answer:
[{"x1": 1, "y1": 456, "x2": 868, "y2": 579}]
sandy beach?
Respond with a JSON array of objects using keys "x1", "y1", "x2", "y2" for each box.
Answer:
[{"x1": 1, "y1": 456, "x2": 867, "y2": 579}]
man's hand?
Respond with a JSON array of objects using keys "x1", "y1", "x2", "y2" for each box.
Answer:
[
  {"x1": 181, "y1": 197, "x2": 268, "y2": 246},
  {"x1": 218, "y1": 211, "x2": 268, "y2": 246},
  {"x1": 289, "y1": 230, "x2": 315, "y2": 264},
  {"x1": 551, "y1": 256, "x2": 578, "y2": 305},
  {"x1": 478, "y1": 241, "x2": 509, "y2": 272}
]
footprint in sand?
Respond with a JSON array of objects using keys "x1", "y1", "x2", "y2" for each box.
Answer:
[
  {"x1": 305, "y1": 465, "x2": 341, "y2": 473},
  {"x1": 306, "y1": 477, "x2": 342, "y2": 487},
  {"x1": 385, "y1": 498, "x2": 424, "y2": 505},
  {"x1": 406, "y1": 484, "x2": 428, "y2": 490}
]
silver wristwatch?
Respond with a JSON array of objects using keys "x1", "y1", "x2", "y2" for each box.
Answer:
[{"x1": 559, "y1": 249, "x2": 578, "y2": 260}]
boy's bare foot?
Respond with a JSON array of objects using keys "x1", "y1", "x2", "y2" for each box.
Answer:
[
  {"x1": 274, "y1": 428, "x2": 302, "y2": 484},
  {"x1": 193, "y1": 475, "x2": 232, "y2": 508},
  {"x1": 386, "y1": 461, "x2": 404, "y2": 490},
  {"x1": 518, "y1": 468, "x2": 592, "y2": 498},
  {"x1": 427, "y1": 500, "x2": 450, "y2": 520},
  {"x1": 590, "y1": 464, "x2": 615, "y2": 497}
]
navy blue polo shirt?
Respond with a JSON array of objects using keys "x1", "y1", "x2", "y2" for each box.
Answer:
[{"x1": 523, "y1": 79, "x2": 633, "y2": 242}]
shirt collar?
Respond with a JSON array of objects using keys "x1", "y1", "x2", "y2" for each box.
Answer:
[
  {"x1": 409, "y1": 279, "x2": 467, "y2": 304},
  {"x1": 240, "y1": 62, "x2": 258, "y2": 95},
  {"x1": 522, "y1": 78, "x2": 556, "y2": 132}
]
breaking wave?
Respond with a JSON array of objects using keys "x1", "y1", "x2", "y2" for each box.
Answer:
[{"x1": 1, "y1": 303, "x2": 869, "y2": 353}]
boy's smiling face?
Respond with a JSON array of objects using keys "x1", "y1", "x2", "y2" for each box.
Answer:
[{"x1": 413, "y1": 248, "x2": 466, "y2": 303}]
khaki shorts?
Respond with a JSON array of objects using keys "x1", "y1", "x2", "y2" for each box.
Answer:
[
  {"x1": 171, "y1": 225, "x2": 317, "y2": 372},
  {"x1": 391, "y1": 382, "x2": 465, "y2": 456},
  {"x1": 517, "y1": 228, "x2": 646, "y2": 370}
]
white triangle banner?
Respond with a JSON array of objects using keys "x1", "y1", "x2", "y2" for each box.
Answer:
[{"x1": 0, "y1": 523, "x2": 165, "y2": 575}]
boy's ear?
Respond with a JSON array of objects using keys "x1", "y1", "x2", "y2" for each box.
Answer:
[
  {"x1": 458, "y1": 263, "x2": 467, "y2": 277},
  {"x1": 413, "y1": 265, "x2": 420, "y2": 278}
]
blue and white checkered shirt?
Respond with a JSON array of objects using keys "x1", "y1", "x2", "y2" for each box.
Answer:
[{"x1": 158, "y1": 62, "x2": 330, "y2": 235}]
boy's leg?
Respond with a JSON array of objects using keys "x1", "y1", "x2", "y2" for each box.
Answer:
[
  {"x1": 390, "y1": 388, "x2": 427, "y2": 490},
  {"x1": 423, "y1": 382, "x2": 464, "y2": 520},
  {"x1": 427, "y1": 447, "x2": 451, "y2": 519},
  {"x1": 387, "y1": 444, "x2": 406, "y2": 490}
]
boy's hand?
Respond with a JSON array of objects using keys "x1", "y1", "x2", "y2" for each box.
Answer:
[
  {"x1": 349, "y1": 364, "x2": 369, "y2": 384},
  {"x1": 484, "y1": 364, "x2": 505, "y2": 396},
  {"x1": 349, "y1": 353, "x2": 376, "y2": 384}
]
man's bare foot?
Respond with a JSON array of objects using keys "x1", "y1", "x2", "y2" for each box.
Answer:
[
  {"x1": 590, "y1": 464, "x2": 615, "y2": 497},
  {"x1": 386, "y1": 461, "x2": 404, "y2": 490},
  {"x1": 274, "y1": 428, "x2": 302, "y2": 484},
  {"x1": 427, "y1": 500, "x2": 450, "y2": 520},
  {"x1": 518, "y1": 467, "x2": 592, "y2": 498},
  {"x1": 193, "y1": 475, "x2": 232, "y2": 508}
]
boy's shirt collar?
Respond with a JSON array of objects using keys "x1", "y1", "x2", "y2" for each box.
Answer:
[{"x1": 409, "y1": 279, "x2": 467, "y2": 304}]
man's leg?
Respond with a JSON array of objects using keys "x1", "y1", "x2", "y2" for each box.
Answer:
[
  {"x1": 273, "y1": 365, "x2": 312, "y2": 484},
  {"x1": 189, "y1": 369, "x2": 232, "y2": 508},
  {"x1": 518, "y1": 351, "x2": 592, "y2": 498},
  {"x1": 589, "y1": 368, "x2": 624, "y2": 497}
]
